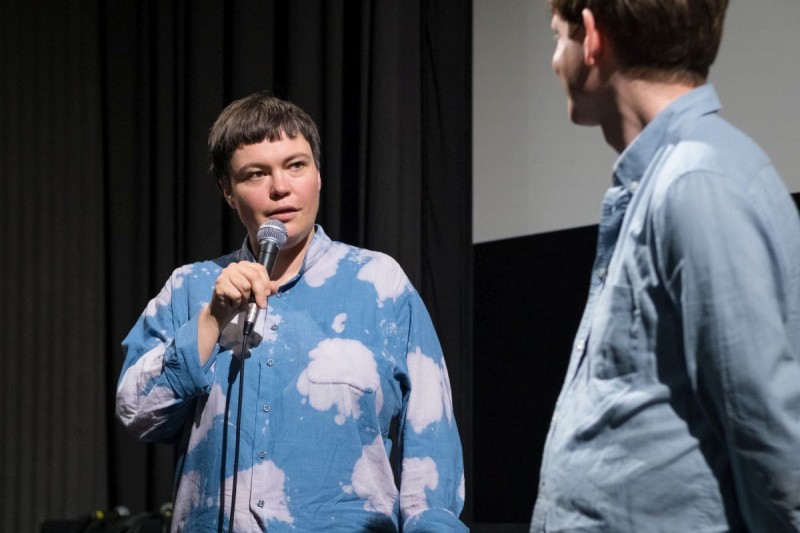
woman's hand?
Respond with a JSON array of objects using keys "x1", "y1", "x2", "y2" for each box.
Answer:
[{"x1": 197, "y1": 261, "x2": 279, "y2": 364}]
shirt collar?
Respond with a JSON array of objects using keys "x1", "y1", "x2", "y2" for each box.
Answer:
[
  {"x1": 236, "y1": 224, "x2": 332, "y2": 283},
  {"x1": 612, "y1": 83, "x2": 721, "y2": 191},
  {"x1": 237, "y1": 238, "x2": 256, "y2": 262},
  {"x1": 302, "y1": 225, "x2": 332, "y2": 272}
]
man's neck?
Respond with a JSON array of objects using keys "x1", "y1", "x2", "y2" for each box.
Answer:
[{"x1": 601, "y1": 76, "x2": 699, "y2": 153}]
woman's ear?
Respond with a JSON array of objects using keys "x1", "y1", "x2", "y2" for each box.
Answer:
[{"x1": 221, "y1": 182, "x2": 236, "y2": 210}]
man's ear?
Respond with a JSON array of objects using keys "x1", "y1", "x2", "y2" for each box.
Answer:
[{"x1": 582, "y1": 8, "x2": 603, "y2": 67}]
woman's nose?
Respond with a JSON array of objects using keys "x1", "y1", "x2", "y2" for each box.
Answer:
[{"x1": 270, "y1": 172, "x2": 290, "y2": 198}]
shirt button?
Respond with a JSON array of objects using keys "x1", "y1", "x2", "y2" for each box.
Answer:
[
  {"x1": 598, "y1": 267, "x2": 607, "y2": 281},
  {"x1": 275, "y1": 291, "x2": 282, "y2": 298},
  {"x1": 270, "y1": 323, "x2": 278, "y2": 331},
  {"x1": 263, "y1": 404, "x2": 271, "y2": 412},
  {"x1": 576, "y1": 338, "x2": 586, "y2": 351},
  {"x1": 256, "y1": 500, "x2": 264, "y2": 508},
  {"x1": 266, "y1": 359, "x2": 274, "y2": 366},
  {"x1": 630, "y1": 180, "x2": 639, "y2": 191},
  {"x1": 258, "y1": 451, "x2": 266, "y2": 459}
]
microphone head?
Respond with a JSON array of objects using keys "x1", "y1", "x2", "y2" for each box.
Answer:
[{"x1": 257, "y1": 219, "x2": 288, "y2": 248}]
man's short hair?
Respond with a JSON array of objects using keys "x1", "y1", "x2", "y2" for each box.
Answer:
[
  {"x1": 208, "y1": 92, "x2": 321, "y2": 193},
  {"x1": 550, "y1": 0, "x2": 729, "y2": 84}
]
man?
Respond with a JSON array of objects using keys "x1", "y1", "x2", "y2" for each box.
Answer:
[
  {"x1": 117, "y1": 93, "x2": 467, "y2": 532},
  {"x1": 532, "y1": 1, "x2": 800, "y2": 531}
]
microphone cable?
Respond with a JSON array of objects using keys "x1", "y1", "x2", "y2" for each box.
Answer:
[
  {"x1": 220, "y1": 219, "x2": 287, "y2": 533},
  {"x1": 227, "y1": 331, "x2": 250, "y2": 533}
]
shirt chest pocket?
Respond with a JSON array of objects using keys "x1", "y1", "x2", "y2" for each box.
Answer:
[
  {"x1": 296, "y1": 342, "x2": 383, "y2": 425},
  {"x1": 305, "y1": 364, "x2": 378, "y2": 393},
  {"x1": 591, "y1": 283, "x2": 643, "y2": 379}
]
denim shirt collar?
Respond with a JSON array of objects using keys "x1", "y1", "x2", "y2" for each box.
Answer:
[
  {"x1": 612, "y1": 83, "x2": 721, "y2": 191},
  {"x1": 236, "y1": 224, "x2": 331, "y2": 286}
]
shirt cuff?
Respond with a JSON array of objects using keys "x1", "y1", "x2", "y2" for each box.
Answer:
[{"x1": 163, "y1": 313, "x2": 214, "y2": 398}]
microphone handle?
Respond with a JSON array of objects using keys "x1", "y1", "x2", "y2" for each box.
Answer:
[{"x1": 243, "y1": 240, "x2": 281, "y2": 336}]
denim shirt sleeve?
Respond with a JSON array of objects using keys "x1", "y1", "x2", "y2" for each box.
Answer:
[
  {"x1": 116, "y1": 264, "x2": 215, "y2": 443},
  {"x1": 397, "y1": 292, "x2": 467, "y2": 531},
  {"x1": 655, "y1": 167, "x2": 800, "y2": 531}
]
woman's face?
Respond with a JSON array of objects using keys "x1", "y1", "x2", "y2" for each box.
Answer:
[{"x1": 224, "y1": 132, "x2": 321, "y2": 256}]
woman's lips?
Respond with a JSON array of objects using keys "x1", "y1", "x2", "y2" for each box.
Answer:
[{"x1": 268, "y1": 209, "x2": 297, "y2": 222}]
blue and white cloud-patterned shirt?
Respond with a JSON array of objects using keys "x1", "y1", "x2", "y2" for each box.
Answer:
[{"x1": 116, "y1": 226, "x2": 467, "y2": 532}]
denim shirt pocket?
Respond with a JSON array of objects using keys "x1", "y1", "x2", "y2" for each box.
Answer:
[
  {"x1": 298, "y1": 350, "x2": 382, "y2": 429},
  {"x1": 305, "y1": 365, "x2": 379, "y2": 394},
  {"x1": 593, "y1": 282, "x2": 642, "y2": 379}
]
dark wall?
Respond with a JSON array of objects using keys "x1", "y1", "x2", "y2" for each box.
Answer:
[{"x1": 472, "y1": 224, "x2": 596, "y2": 523}]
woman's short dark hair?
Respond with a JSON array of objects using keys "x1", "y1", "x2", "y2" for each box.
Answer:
[
  {"x1": 208, "y1": 92, "x2": 321, "y2": 193},
  {"x1": 550, "y1": 0, "x2": 729, "y2": 84}
]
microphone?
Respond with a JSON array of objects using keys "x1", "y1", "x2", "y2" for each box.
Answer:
[{"x1": 243, "y1": 219, "x2": 288, "y2": 336}]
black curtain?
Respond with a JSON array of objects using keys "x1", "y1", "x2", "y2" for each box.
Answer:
[
  {"x1": 1, "y1": 1, "x2": 472, "y2": 531},
  {"x1": 1, "y1": 0, "x2": 110, "y2": 531}
]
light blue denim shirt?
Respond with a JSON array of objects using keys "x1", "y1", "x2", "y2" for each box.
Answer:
[
  {"x1": 117, "y1": 226, "x2": 467, "y2": 532},
  {"x1": 532, "y1": 85, "x2": 800, "y2": 532}
]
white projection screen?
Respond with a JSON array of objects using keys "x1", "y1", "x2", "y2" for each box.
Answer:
[{"x1": 473, "y1": 0, "x2": 800, "y2": 244}]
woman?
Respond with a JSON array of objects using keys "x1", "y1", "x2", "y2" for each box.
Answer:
[{"x1": 116, "y1": 92, "x2": 467, "y2": 532}]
